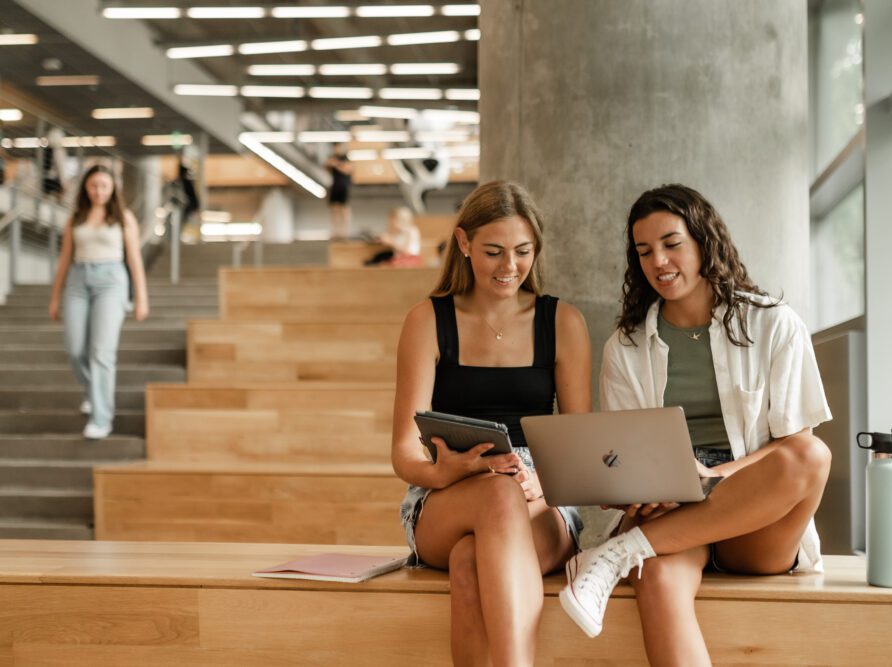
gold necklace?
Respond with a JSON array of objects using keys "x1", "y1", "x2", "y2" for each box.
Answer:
[{"x1": 482, "y1": 318, "x2": 504, "y2": 340}]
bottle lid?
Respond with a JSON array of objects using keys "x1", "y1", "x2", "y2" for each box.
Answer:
[{"x1": 858, "y1": 431, "x2": 892, "y2": 454}]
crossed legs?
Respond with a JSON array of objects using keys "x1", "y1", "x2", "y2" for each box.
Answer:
[
  {"x1": 414, "y1": 473, "x2": 574, "y2": 667},
  {"x1": 622, "y1": 432, "x2": 831, "y2": 666}
]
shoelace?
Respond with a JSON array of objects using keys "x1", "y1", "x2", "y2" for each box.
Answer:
[{"x1": 576, "y1": 541, "x2": 647, "y2": 603}]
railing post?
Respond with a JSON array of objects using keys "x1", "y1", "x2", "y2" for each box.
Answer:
[
  {"x1": 232, "y1": 241, "x2": 241, "y2": 268},
  {"x1": 9, "y1": 217, "x2": 20, "y2": 287},
  {"x1": 252, "y1": 238, "x2": 263, "y2": 267},
  {"x1": 169, "y1": 207, "x2": 181, "y2": 285}
]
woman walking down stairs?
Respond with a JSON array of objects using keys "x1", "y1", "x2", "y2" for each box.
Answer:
[{"x1": 0, "y1": 279, "x2": 215, "y2": 539}]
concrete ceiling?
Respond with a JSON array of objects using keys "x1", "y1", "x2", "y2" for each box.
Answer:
[{"x1": 0, "y1": 0, "x2": 478, "y2": 162}]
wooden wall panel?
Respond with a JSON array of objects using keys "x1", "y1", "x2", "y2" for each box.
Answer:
[
  {"x1": 145, "y1": 384, "x2": 394, "y2": 463},
  {"x1": 218, "y1": 267, "x2": 438, "y2": 321},
  {"x1": 187, "y1": 321, "x2": 402, "y2": 383},
  {"x1": 94, "y1": 463, "x2": 405, "y2": 545}
]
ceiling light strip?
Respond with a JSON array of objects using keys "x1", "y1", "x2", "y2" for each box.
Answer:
[
  {"x1": 356, "y1": 5, "x2": 435, "y2": 17},
  {"x1": 0, "y1": 34, "x2": 39, "y2": 45},
  {"x1": 239, "y1": 132, "x2": 327, "y2": 199},
  {"x1": 298, "y1": 131, "x2": 353, "y2": 143},
  {"x1": 36, "y1": 75, "x2": 100, "y2": 86},
  {"x1": 240, "y1": 85, "x2": 305, "y2": 98},
  {"x1": 186, "y1": 7, "x2": 265, "y2": 19},
  {"x1": 167, "y1": 44, "x2": 234, "y2": 59},
  {"x1": 390, "y1": 63, "x2": 461, "y2": 75},
  {"x1": 271, "y1": 6, "x2": 350, "y2": 18},
  {"x1": 318, "y1": 64, "x2": 388, "y2": 76},
  {"x1": 142, "y1": 134, "x2": 194, "y2": 146},
  {"x1": 92, "y1": 107, "x2": 155, "y2": 119},
  {"x1": 308, "y1": 87, "x2": 374, "y2": 99},
  {"x1": 0, "y1": 109, "x2": 24, "y2": 122},
  {"x1": 238, "y1": 40, "x2": 307, "y2": 55},
  {"x1": 167, "y1": 29, "x2": 479, "y2": 59},
  {"x1": 174, "y1": 84, "x2": 239, "y2": 96},
  {"x1": 103, "y1": 7, "x2": 181, "y2": 19},
  {"x1": 379, "y1": 88, "x2": 443, "y2": 100}
]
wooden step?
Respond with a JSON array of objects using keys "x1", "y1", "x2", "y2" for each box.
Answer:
[
  {"x1": 0, "y1": 542, "x2": 886, "y2": 666},
  {"x1": 145, "y1": 383, "x2": 394, "y2": 463},
  {"x1": 218, "y1": 266, "x2": 439, "y2": 322},
  {"x1": 187, "y1": 319, "x2": 401, "y2": 383},
  {"x1": 93, "y1": 461, "x2": 405, "y2": 544}
]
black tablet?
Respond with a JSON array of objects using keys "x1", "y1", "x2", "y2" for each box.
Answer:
[{"x1": 414, "y1": 410, "x2": 514, "y2": 462}]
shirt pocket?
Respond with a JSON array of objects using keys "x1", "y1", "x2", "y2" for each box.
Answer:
[{"x1": 737, "y1": 384, "x2": 767, "y2": 453}]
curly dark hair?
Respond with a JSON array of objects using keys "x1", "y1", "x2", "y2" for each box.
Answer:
[{"x1": 618, "y1": 184, "x2": 777, "y2": 347}]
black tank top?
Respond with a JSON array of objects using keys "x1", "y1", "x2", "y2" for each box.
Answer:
[{"x1": 430, "y1": 294, "x2": 558, "y2": 447}]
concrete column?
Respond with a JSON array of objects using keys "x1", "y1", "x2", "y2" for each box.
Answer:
[
  {"x1": 863, "y1": 0, "x2": 892, "y2": 434},
  {"x1": 480, "y1": 0, "x2": 810, "y2": 394}
]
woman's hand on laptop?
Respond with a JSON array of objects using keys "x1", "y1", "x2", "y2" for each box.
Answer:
[{"x1": 695, "y1": 460, "x2": 723, "y2": 478}]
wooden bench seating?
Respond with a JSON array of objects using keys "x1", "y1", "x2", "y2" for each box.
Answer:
[
  {"x1": 145, "y1": 383, "x2": 395, "y2": 463},
  {"x1": 187, "y1": 320, "x2": 401, "y2": 383},
  {"x1": 93, "y1": 461, "x2": 405, "y2": 544},
  {"x1": 218, "y1": 266, "x2": 439, "y2": 322},
  {"x1": 328, "y1": 240, "x2": 441, "y2": 268},
  {"x1": 0, "y1": 542, "x2": 887, "y2": 666}
]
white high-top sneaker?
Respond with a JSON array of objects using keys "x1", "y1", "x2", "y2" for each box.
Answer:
[{"x1": 559, "y1": 526, "x2": 656, "y2": 637}]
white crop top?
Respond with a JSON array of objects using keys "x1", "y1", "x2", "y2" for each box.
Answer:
[{"x1": 73, "y1": 222, "x2": 124, "y2": 263}]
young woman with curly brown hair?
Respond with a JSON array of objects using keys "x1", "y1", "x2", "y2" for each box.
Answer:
[{"x1": 560, "y1": 184, "x2": 832, "y2": 666}]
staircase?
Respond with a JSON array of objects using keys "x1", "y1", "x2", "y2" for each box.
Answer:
[
  {"x1": 0, "y1": 279, "x2": 216, "y2": 539},
  {"x1": 0, "y1": 240, "x2": 328, "y2": 539}
]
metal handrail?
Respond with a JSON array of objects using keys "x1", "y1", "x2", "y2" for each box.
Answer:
[{"x1": 0, "y1": 184, "x2": 69, "y2": 235}]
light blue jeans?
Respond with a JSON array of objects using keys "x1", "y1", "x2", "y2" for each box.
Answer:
[{"x1": 63, "y1": 262, "x2": 128, "y2": 429}]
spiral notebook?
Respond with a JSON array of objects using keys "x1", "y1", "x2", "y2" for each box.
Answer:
[{"x1": 252, "y1": 552, "x2": 407, "y2": 584}]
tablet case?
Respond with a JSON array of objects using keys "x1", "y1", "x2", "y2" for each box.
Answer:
[{"x1": 414, "y1": 411, "x2": 513, "y2": 462}]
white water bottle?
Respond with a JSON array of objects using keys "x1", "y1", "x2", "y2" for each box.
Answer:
[{"x1": 857, "y1": 430, "x2": 892, "y2": 588}]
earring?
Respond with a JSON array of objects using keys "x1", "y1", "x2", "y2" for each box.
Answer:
[{"x1": 464, "y1": 253, "x2": 469, "y2": 258}]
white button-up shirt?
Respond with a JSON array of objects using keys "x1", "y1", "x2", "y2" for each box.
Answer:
[{"x1": 598, "y1": 294, "x2": 832, "y2": 572}]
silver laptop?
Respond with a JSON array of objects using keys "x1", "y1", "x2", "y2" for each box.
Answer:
[{"x1": 520, "y1": 407, "x2": 722, "y2": 506}]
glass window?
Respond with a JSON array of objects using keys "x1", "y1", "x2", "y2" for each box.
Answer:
[
  {"x1": 810, "y1": 0, "x2": 863, "y2": 178},
  {"x1": 810, "y1": 183, "x2": 864, "y2": 331}
]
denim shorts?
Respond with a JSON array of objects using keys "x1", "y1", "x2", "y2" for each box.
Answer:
[
  {"x1": 399, "y1": 447, "x2": 584, "y2": 567},
  {"x1": 693, "y1": 446, "x2": 733, "y2": 469}
]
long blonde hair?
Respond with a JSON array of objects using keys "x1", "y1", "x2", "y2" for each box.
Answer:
[{"x1": 431, "y1": 181, "x2": 545, "y2": 296}]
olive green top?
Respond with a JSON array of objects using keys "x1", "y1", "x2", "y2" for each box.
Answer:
[{"x1": 658, "y1": 312, "x2": 731, "y2": 451}]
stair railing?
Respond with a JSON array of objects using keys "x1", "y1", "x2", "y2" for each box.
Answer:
[{"x1": 0, "y1": 184, "x2": 69, "y2": 288}]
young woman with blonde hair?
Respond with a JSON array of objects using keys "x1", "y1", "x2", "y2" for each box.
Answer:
[{"x1": 392, "y1": 180, "x2": 592, "y2": 666}]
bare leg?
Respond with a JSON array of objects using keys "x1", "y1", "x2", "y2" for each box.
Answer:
[
  {"x1": 342, "y1": 204, "x2": 351, "y2": 238},
  {"x1": 449, "y1": 535, "x2": 490, "y2": 667},
  {"x1": 329, "y1": 204, "x2": 344, "y2": 239},
  {"x1": 416, "y1": 474, "x2": 573, "y2": 667},
  {"x1": 630, "y1": 547, "x2": 711, "y2": 667},
  {"x1": 640, "y1": 433, "x2": 831, "y2": 570}
]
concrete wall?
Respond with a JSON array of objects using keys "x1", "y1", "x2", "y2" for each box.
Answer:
[{"x1": 480, "y1": 0, "x2": 810, "y2": 402}]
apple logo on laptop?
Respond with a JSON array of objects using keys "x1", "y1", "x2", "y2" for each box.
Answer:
[{"x1": 602, "y1": 450, "x2": 620, "y2": 468}]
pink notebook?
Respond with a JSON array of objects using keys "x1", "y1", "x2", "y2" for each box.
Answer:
[{"x1": 252, "y1": 553, "x2": 407, "y2": 583}]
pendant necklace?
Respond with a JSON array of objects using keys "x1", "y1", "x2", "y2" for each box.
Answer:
[{"x1": 482, "y1": 318, "x2": 504, "y2": 340}]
